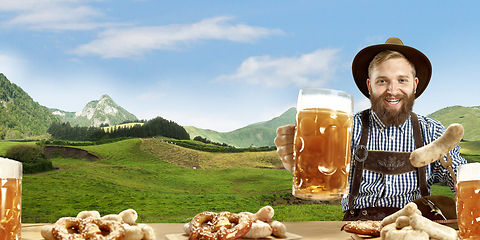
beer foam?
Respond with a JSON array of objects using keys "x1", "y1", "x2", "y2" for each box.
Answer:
[
  {"x1": 0, "y1": 158, "x2": 22, "y2": 179},
  {"x1": 297, "y1": 88, "x2": 353, "y2": 115},
  {"x1": 457, "y1": 163, "x2": 480, "y2": 182}
]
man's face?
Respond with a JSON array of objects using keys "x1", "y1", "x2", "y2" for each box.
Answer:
[{"x1": 367, "y1": 57, "x2": 419, "y2": 126}]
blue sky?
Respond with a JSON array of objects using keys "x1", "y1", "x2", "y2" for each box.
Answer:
[{"x1": 1, "y1": 1, "x2": 479, "y2": 132}]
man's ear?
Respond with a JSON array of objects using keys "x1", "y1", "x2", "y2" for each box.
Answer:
[
  {"x1": 367, "y1": 79, "x2": 371, "y2": 95},
  {"x1": 414, "y1": 77, "x2": 419, "y2": 94}
]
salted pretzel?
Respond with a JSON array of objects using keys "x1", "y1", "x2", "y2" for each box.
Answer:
[
  {"x1": 43, "y1": 209, "x2": 153, "y2": 240},
  {"x1": 51, "y1": 217, "x2": 125, "y2": 240},
  {"x1": 188, "y1": 211, "x2": 252, "y2": 240},
  {"x1": 52, "y1": 217, "x2": 84, "y2": 240},
  {"x1": 81, "y1": 217, "x2": 125, "y2": 240},
  {"x1": 340, "y1": 220, "x2": 381, "y2": 237}
]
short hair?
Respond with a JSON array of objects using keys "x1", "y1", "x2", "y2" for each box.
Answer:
[{"x1": 368, "y1": 50, "x2": 416, "y2": 79}]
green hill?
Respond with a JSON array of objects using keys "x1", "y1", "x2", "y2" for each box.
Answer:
[
  {"x1": 184, "y1": 107, "x2": 296, "y2": 148},
  {"x1": 0, "y1": 73, "x2": 60, "y2": 140},
  {"x1": 428, "y1": 105, "x2": 480, "y2": 141}
]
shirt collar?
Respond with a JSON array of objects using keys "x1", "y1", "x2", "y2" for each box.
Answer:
[{"x1": 369, "y1": 109, "x2": 411, "y2": 133}]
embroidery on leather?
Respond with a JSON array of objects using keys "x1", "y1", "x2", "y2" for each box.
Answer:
[{"x1": 378, "y1": 156, "x2": 405, "y2": 170}]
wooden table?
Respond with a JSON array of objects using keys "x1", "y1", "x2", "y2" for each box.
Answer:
[{"x1": 22, "y1": 222, "x2": 371, "y2": 240}]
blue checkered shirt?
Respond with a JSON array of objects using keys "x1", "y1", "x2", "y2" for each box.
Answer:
[{"x1": 341, "y1": 109, "x2": 466, "y2": 212}]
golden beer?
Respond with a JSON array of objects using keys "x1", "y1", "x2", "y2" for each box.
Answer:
[
  {"x1": 0, "y1": 178, "x2": 22, "y2": 240},
  {"x1": 457, "y1": 180, "x2": 480, "y2": 239},
  {"x1": 292, "y1": 88, "x2": 353, "y2": 200},
  {"x1": 0, "y1": 158, "x2": 22, "y2": 240}
]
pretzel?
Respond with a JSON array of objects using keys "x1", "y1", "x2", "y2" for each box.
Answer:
[
  {"x1": 51, "y1": 217, "x2": 125, "y2": 240},
  {"x1": 188, "y1": 211, "x2": 252, "y2": 240},
  {"x1": 44, "y1": 209, "x2": 152, "y2": 240},
  {"x1": 340, "y1": 220, "x2": 381, "y2": 236},
  {"x1": 410, "y1": 123, "x2": 464, "y2": 168},
  {"x1": 81, "y1": 217, "x2": 125, "y2": 240},
  {"x1": 52, "y1": 217, "x2": 84, "y2": 240}
]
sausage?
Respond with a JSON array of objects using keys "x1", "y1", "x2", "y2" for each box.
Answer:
[
  {"x1": 410, "y1": 123, "x2": 464, "y2": 168},
  {"x1": 409, "y1": 214, "x2": 458, "y2": 240},
  {"x1": 381, "y1": 202, "x2": 419, "y2": 227}
]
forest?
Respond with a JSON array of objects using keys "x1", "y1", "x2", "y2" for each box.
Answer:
[{"x1": 47, "y1": 116, "x2": 190, "y2": 141}]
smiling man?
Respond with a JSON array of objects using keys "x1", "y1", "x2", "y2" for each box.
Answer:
[
  {"x1": 367, "y1": 51, "x2": 418, "y2": 127},
  {"x1": 274, "y1": 37, "x2": 466, "y2": 221}
]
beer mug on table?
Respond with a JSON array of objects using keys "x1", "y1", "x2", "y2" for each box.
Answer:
[
  {"x1": 293, "y1": 88, "x2": 353, "y2": 200},
  {"x1": 0, "y1": 158, "x2": 22, "y2": 240},
  {"x1": 457, "y1": 162, "x2": 480, "y2": 239}
]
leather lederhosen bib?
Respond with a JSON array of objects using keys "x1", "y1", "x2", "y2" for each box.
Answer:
[{"x1": 343, "y1": 109, "x2": 428, "y2": 221}]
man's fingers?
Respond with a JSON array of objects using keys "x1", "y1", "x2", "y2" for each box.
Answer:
[
  {"x1": 283, "y1": 162, "x2": 294, "y2": 173},
  {"x1": 276, "y1": 125, "x2": 295, "y2": 135},
  {"x1": 276, "y1": 144, "x2": 294, "y2": 158},
  {"x1": 274, "y1": 134, "x2": 294, "y2": 146}
]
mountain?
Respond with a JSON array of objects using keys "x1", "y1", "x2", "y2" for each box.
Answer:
[
  {"x1": 0, "y1": 73, "x2": 60, "y2": 140},
  {"x1": 427, "y1": 105, "x2": 480, "y2": 142},
  {"x1": 50, "y1": 94, "x2": 138, "y2": 127},
  {"x1": 186, "y1": 105, "x2": 480, "y2": 148},
  {"x1": 248, "y1": 107, "x2": 296, "y2": 129},
  {"x1": 184, "y1": 107, "x2": 296, "y2": 148}
]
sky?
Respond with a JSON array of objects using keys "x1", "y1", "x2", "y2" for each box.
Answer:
[{"x1": 1, "y1": 1, "x2": 479, "y2": 132}]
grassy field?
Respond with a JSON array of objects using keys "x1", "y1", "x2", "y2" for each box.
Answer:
[
  {"x1": 1, "y1": 138, "x2": 471, "y2": 223},
  {"x1": 459, "y1": 141, "x2": 480, "y2": 162},
  {"x1": 22, "y1": 138, "x2": 339, "y2": 224}
]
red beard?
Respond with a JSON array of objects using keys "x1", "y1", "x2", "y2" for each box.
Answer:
[{"x1": 370, "y1": 92, "x2": 415, "y2": 127}]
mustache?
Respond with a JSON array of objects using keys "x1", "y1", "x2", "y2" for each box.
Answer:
[{"x1": 381, "y1": 92, "x2": 406, "y2": 99}]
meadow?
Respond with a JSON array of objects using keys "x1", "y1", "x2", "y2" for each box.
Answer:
[{"x1": 1, "y1": 138, "x2": 472, "y2": 223}]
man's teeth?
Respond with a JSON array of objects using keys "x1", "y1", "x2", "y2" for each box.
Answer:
[{"x1": 387, "y1": 99, "x2": 400, "y2": 104}]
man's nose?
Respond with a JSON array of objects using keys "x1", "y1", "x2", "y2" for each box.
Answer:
[{"x1": 387, "y1": 82, "x2": 399, "y2": 94}]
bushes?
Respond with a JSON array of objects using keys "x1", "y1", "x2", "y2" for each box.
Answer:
[{"x1": 3, "y1": 144, "x2": 54, "y2": 174}]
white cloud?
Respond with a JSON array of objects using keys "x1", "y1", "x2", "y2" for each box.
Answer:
[
  {"x1": 214, "y1": 48, "x2": 341, "y2": 87},
  {"x1": 0, "y1": 0, "x2": 124, "y2": 30},
  {"x1": 70, "y1": 16, "x2": 285, "y2": 58}
]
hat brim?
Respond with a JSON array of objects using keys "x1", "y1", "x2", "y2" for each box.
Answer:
[{"x1": 352, "y1": 43, "x2": 432, "y2": 99}]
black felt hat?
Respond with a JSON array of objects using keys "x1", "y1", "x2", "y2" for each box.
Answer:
[{"x1": 352, "y1": 37, "x2": 432, "y2": 99}]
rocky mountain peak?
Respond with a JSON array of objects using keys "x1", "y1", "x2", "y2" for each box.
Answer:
[{"x1": 52, "y1": 94, "x2": 138, "y2": 127}]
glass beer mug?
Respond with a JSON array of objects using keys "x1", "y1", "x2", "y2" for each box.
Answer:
[
  {"x1": 292, "y1": 88, "x2": 353, "y2": 200},
  {"x1": 457, "y1": 162, "x2": 480, "y2": 240},
  {"x1": 0, "y1": 158, "x2": 22, "y2": 240}
]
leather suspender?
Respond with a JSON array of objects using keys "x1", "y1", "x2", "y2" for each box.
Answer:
[
  {"x1": 348, "y1": 110, "x2": 370, "y2": 208},
  {"x1": 411, "y1": 113, "x2": 429, "y2": 197}
]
